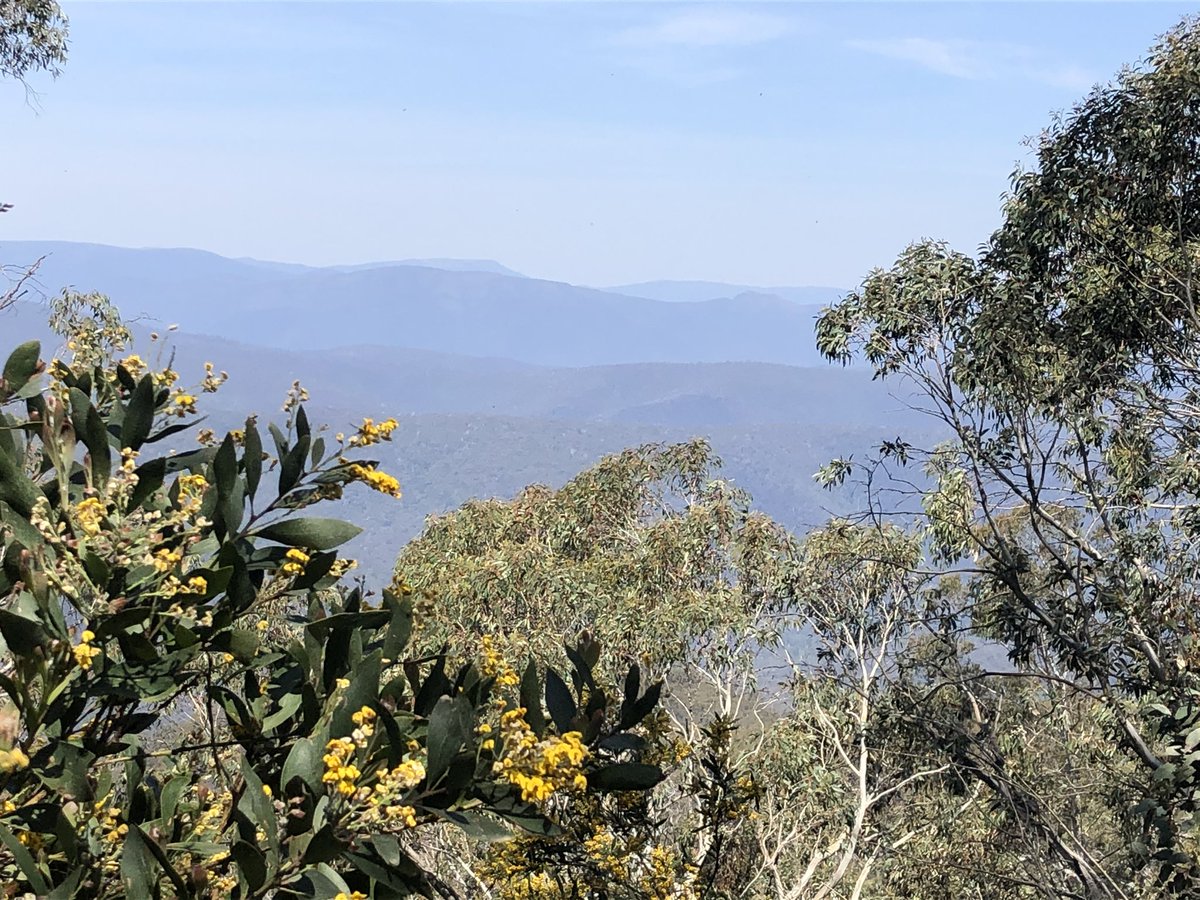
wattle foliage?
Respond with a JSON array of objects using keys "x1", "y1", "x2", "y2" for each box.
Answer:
[{"x1": 0, "y1": 295, "x2": 664, "y2": 897}]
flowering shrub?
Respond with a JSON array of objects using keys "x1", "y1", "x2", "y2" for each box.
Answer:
[{"x1": 0, "y1": 296, "x2": 664, "y2": 897}]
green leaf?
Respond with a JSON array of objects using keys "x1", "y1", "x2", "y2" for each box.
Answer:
[
  {"x1": 232, "y1": 840, "x2": 268, "y2": 891},
  {"x1": 131, "y1": 824, "x2": 190, "y2": 897},
  {"x1": 263, "y1": 691, "x2": 304, "y2": 732},
  {"x1": 213, "y1": 434, "x2": 237, "y2": 498},
  {"x1": 144, "y1": 416, "x2": 206, "y2": 445},
  {"x1": 244, "y1": 418, "x2": 263, "y2": 500},
  {"x1": 239, "y1": 756, "x2": 277, "y2": 841},
  {"x1": 251, "y1": 517, "x2": 362, "y2": 551},
  {"x1": 0, "y1": 501, "x2": 43, "y2": 551},
  {"x1": 120, "y1": 374, "x2": 156, "y2": 451},
  {"x1": 344, "y1": 848, "x2": 420, "y2": 891},
  {"x1": 331, "y1": 651, "x2": 382, "y2": 737},
  {"x1": 0, "y1": 442, "x2": 41, "y2": 518},
  {"x1": 620, "y1": 680, "x2": 661, "y2": 731},
  {"x1": 519, "y1": 659, "x2": 546, "y2": 738},
  {"x1": 301, "y1": 823, "x2": 344, "y2": 865},
  {"x1": 426, "y1": 695, "x2": 472, "y2": 787},
  {"x1": 621, "y1": 665, "x2": 640, "y2": 721},
  {"x1": 372, "y1": 832, "x2": 402, "y2": 866},
  {"x1": 437, "y1": 809, "x2": 512, "y2": 841},
  {"x1": 544, "y1": 669, "x2": 576, "y2": 733},
  {"x1": 587, "y1": 762, "x2": 665, "y2": 792},
  {"x1": 1185, "y1": 728, "x2": 1200, "y2": 753},
  {"x1": 283, "y1": 736, "x2": 322, "y2": 795},
  {"x1": 120, "y1": 821, "x2": 156, "y2": 898},
  {"x1": 0, "y1": 822, "x2": 50, "y2": 893},
  {"x1": 279, "y1": 434, "x2": 310, "y2": 497},
  {"x1": 1, "y1": 341, "x2": 40, "y2": 400},
  {"x1": 299, "y1": 865, "x2": 353, "y2": 896},
  {"x1": 0, "y1": 608, "x2": 49, "y2": 651}
]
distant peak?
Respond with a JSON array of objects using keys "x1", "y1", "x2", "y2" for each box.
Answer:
[{"x1": 332, "y1": 258, "x2": 527, "y2": 278}]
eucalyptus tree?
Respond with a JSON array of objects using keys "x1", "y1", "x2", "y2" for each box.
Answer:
[
  {"x1": 0, "y1": 0, "x2": 66, "y2": 82},
  {"x1": 817, "y1": 16, "x2": 1200, "y2": 894}
]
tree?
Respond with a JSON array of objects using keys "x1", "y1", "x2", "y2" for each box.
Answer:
[
  {"x1": 0, "y1": 0, "x2": 67, "y2": 83},
  {"x1": 817, "y1": 15, "x2": 1200, "y2": 895},
  {"x1": 395, "y1": 441, "x2": 796, "y2": 896},
  {"x1": 0, "y1": 295, "x2": 665, "y2": 896}
]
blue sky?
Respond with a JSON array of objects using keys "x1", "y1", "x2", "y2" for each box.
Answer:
[{"x1": 3, "y1": 2, "x2": 1195, "y2": 287}]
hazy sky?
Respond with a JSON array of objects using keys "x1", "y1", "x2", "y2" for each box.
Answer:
[{"x1": 3, "y1": 2, "x2": 1194, "y2": 287}]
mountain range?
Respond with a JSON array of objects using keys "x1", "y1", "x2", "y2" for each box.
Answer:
[
  {"x1": 0, "y1": 240, "x2": 916, "y2": 583},
  {"x1": 4, "y1": 241, "x2": 842, "y2": 366}
]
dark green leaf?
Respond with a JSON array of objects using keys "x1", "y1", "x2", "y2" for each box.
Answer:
[
  {"x1": 251, "y1": 517, "x2": 362, "y2": 551},
  {"x1": 232, "y1": 840, "x2": 268, "y2": 891},
  {"x1": 426, "y1": 695, "x2": 472, "y2": 786},
  {"x1": 1, "y1": 341, "x2": 40, "y2": 400},
  {"x1": 544, "y1": 669, "x2": 576, "y2": 733},
  {"x1": 244, "y1": 418, "x2": 263, "y2": 500},
  {"x1": 519, "y1": 659, "x2": 546, "y2": 738},
  {"x1": 587, "y1": 762, "x2": 665, "y2": 792},
  {"x1": 283, "y1": 736, "x2": 322, "y2": 795},
  {"x1": 119, "y1": 374, "x2": 156, "y2": 451},
  {"x1": 213, "y1": 434, "x2": 237, "y2": 498}
]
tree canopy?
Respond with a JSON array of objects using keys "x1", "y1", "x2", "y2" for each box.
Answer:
[
  {"x1": 0, "y1": 0, "x2": 67, "y2": 83},
  {"x1": 817, "y1": 15, "x2": 1200, "y2": 896}
]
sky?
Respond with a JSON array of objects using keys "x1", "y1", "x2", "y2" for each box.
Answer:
[{"x1": 3, "y1": 1, "x2": 1196, "y2": 288}]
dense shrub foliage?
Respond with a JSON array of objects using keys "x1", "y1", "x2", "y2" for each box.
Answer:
[{"x1": 0, "y1": 297, "x2": 665, "y2": 897}]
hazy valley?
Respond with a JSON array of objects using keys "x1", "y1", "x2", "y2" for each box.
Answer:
[{"x1": 2, "y1": 240, "x2": 916, "y2": 582}]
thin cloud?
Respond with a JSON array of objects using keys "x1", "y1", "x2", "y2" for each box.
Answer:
[
  {"x1": 849, "y1": 37, "x2": 1097, "y2": 90},
  {"x1": 850, "y1": 37, "x2": 987, "y2": 79},
  {"x1": 615, "y1": 9, "x2": 795, "y2": 49}
]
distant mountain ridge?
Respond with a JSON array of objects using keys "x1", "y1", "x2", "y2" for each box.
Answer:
[
  {"x1": 2, "y1": 298, "x2": 921, "y2": 583},
  {"x1": 605, "y1": 280, "x2": 848, "y2": 305},
  {"x1": 2, "y1": 241, "x2": 835, "y2": 367}
]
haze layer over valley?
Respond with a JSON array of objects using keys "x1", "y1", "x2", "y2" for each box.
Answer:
[{"x1": 2, "y1": 241, "x2": 913, "y2": 581}]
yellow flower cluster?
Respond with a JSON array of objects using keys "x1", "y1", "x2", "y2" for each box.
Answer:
[
  {"x1": 476, "y1": 839, "x2": 572, "y2": 900},
  {"x1": 347, "y1": 416, "x2": 399, "y2": 447},
  {"x1": 153, "y1": 546, "x2": 183, "y2": 572},
  {"x1": 383, "y1": 758, "x2": 426, "y2": 791},
  {"x1": 190, "y1": 789, "x2": 231, "y2": 839},
  {"x1": 323, "y1": 737, "x2": 361, "y2": 797},
  {"x1": 584, "y1": 827, "x2": 630, "y2": 880},
  {"x1": 73, "y1": 629, "x2": 102, "y2": 670},
  {"x1": 170, "y1": 390, "x2": 198, "y2": 417},
  {"x1": 329, "y1": 558, "x2": 358, "y2": 578},
  {"x1": 282, "y1": 379, "x2": 309, "y2": 413},
  {"x1": 281, "y1": 547, "x2": 310, "y2": 576},
  {"x1": 176, "y1": 473, "x2": 209, "y2": 516},
  {"x1": 201, "y1": 362, "x2": 228, "y2": 393},
  {"x1": 119, "y1": 353, "x2": 147, "y2": 378},
  {"x1": 334, "y1": 892, "x2": 368, "y2": 900},
  {"x1": 74, "y1": 497, "x2": 106, "y2": 537},
  {"x1": 481, "y1": 635, "x2": 520, "y2": 688},
  {"x1": 478, "y1": 721, "x2": 496, "y2": 752},
  {"x1": 494, "y1": 708, "x2": 588, "y2": 802},
  {"x1": 0, "y1": 745, "x2": 29, "y2": 773},
  {"x1": 351, "y1": 705, "x2": 376, "y2": 747},
  {"x1": 347, "y1": 464, "x2": 402, "y2": 499},
  {"x1": 361, "y1": 749, "x2": 426, "y2": 828},
  {"x1": 152, "y1": 367, "x2": 179, "y2": 387},
  {"x1": 386, "y1": 804, "x2": 418, "y2": 828},
  {"x1": 160, "y1": 574, "x2": 207, "y2": 598},
  {"x1": 643, "y1": 846, "x2": 699, "y2": 900}
]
